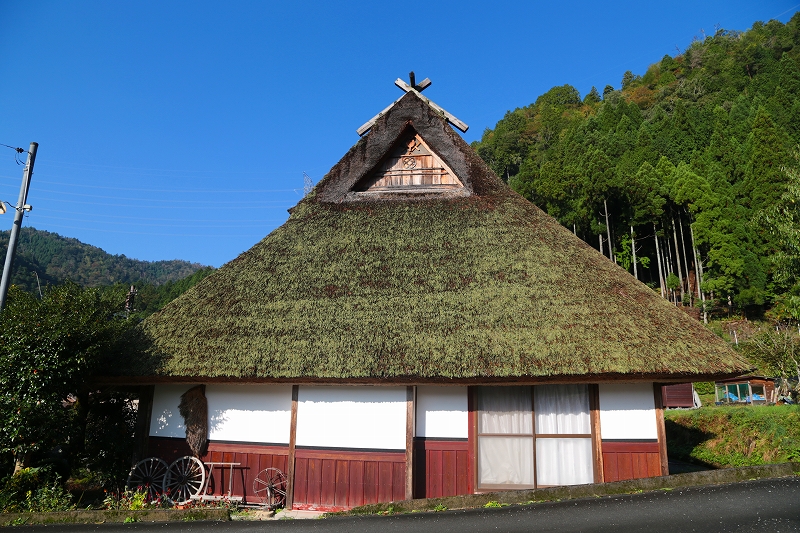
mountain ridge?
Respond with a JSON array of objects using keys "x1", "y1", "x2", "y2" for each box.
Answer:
[{"x1": 0, "y1": 227, "x2": 209, "y2": 294}]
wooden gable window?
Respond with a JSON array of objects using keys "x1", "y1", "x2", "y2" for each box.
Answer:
[
  {"x1": 353, "y1": 130, "x2": 463, "y2": 194},
  {"x1": 476, "y1": 385, "x2": 594, "y2": 490}
]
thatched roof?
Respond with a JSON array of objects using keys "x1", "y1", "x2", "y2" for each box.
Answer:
[{"x1": 106, "y1": 91, "x2": 750, "y2": 384}]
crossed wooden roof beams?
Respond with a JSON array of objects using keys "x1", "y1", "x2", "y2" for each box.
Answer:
[{"x1": 356, "y1": 72, "x2": 469, "y2": 136}]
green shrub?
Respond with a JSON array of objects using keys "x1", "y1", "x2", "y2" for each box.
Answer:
[
  {"x1": 24, "y1": 479, "x2": 74, "y2": 512},
  {"x1": 694, "y1": 382, "x2": 714, "y2": 395},
  {"x1": 102, "y1": 488, "x2": 165, "y2": 511},
  {"x1": 0, "y1": 467, "x2": 74, "y2": 513}
]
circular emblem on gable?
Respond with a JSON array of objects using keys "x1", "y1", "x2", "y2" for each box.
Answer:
[{"x1": 402, "y1": 156, "x2": 417, "y2": 169}]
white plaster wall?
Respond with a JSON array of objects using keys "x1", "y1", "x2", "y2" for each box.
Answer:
[
  {"x1": 295, "y1": 386, "x2": 406, "y2": 450},
  {"x1": 416, "y1": 386, "x2": 468, "y2": 439},
  {"x1": 598, "y1": 383, "x2": 658, "y2": 440},
  {"x1": 206, "y1": 384, "x2": 292, "y2": 444},
  {"x1": 149, "y1": 384, "x2": 194, "y2": 437}
]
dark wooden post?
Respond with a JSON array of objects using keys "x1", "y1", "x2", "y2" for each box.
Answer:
[
  {"x1": 589, "y1": 384, "x2": 604, "y2": 483},
  {"x1": 405, "y1": 386, "x2": 415, "y2": 500},
  {"x1": 468, "y1": 386, "x2": 477, "y2": 493},
  {"x1": 133, "y1": 385, "x2": 155, "y2": 463},
  {"x1": 285, "y1": 385, "x2": 299, "y2": 509},
  {"x1": 653, "y1": 383, "x2": 669, "y2": 476}
]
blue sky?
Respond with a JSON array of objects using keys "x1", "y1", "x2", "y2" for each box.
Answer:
[{"x1": 1, "y1": 1, "x2": 798, "y2": 268}]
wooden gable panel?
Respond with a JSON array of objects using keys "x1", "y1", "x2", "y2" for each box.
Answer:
[{"x1": 354, "y1": 131, "x2": 462, "y2": 193}]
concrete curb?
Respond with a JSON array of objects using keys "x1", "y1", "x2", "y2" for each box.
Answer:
[
  {"x1": 336, "y1": 462, "x2": 800, "y2": 516},
  {"x1": 0, "y1": 508, "x2": 230, "y2": 527}
]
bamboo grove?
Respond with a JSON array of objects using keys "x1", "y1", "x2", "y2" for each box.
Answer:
[{"x1": 473, "y1": 14, "x2": 800, "y2": 320}]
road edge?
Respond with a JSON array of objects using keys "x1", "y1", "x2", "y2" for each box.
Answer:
[{"x1": 333, "y1": 461, "x2": 800, "y2": 516}]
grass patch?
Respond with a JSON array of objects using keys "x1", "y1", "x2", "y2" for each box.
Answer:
[
  {"x1": 483, "y1": 501, "x2": 509, "y2": 508},
  {"x1": 666, "y1": 405, "x2": 800, "y2": 467}
]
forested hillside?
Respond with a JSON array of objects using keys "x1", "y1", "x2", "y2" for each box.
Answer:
[
  {"x1": 0, "y1": 227, "x2": 209, "y2": 293},
  {"x1": 473, "y1": 14, "x2": 800, "y2": 320}
]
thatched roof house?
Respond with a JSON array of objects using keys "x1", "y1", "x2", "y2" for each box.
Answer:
[
  {"x1": 110, "y1": 85, "x2": 749, "y2": 511},
  {"x1": 117, "y1": 90, "x2": 745, "y2": 384}
]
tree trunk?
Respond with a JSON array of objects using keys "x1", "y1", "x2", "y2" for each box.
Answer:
[
  {"x1": 678, "y1": 214, "x2": 691, "y2": 304},
  {"x1": 13, "y1": 452, "x2": 31, "y2": 474},
  {"x1": 672, "y1": 217, "x2": 685, "y2": 304},
  {"x1": 665, "y1": 229, "x2": 676, "y2": 303},
  {"x1": 654, "y1": 223, "x2": 665, "y2": 298},
  {"x1": 604, "y1": 199, "x2": 614, "y2": 261},
  {"x1": 631, "y1": 226, "x2": 638, "y2": 280},
  {"x1": 599, "y1": 233, "x2": 604, "y2": 256},
  {"x1": 689, "y1": 223, "x2": 707, "y2": 323}
]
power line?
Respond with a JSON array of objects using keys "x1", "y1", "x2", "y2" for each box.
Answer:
[
  {"x1": 14, "y1": 196, "x2": 294, "y2": 211},
  {"x1": 0, "y1": 143, "x2": 28, "y2": 165},
  {"x1": 24, "y1": 223, "x2": 271, "y2": 238},
  {"x1": 0, "y1": 143, "x2": 24, "y2": 153},
  {"x1": 42, "y1": 208, "x2": 285, "y2": 223},
  {"x1": 28, "y1": 188, "x2": 296, "y2": 203},
  {"x1": 38, "y1": 157, "x2": 329, "y2": 175},
  {"x1": 774, "y1": 4, "x2": 800, "y2": 19},
  {"x1": 32, "y1": 214, "x2": 286, "y2": 228},
  {"x1": 21, "y1": 196, "x2": 294, "y2": 210},
  {"x1": 0, "y1": 174, "x2": 298, "y2": 194}
]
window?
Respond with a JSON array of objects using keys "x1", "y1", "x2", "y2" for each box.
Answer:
[
  {"x1": 716, "y1": 383, "x2": 749, "y2": 404},
  {"x1": 477, "y1": 385, "x2": 594, "y2": 489},
  {"x1": 751, "y1": 384, "x2": 766, "y2": 404}
]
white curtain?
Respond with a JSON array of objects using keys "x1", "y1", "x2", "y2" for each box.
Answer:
[
  {"x1": 536, "y1": 438, "x2": 593, "y2": 486},
  {"x1": 478, "y1": 386, "x2": 533, "y2": 435},
  {"x1": 534, "y1": 384, "x2": 590, "y2": 434},
  {"x1": 534, "y1": 385, "x2": 593, "y2": 486},
  {"x1": 477, "y1": 385, "x2": 594, "y2": 488},
  {"x1": 477, "y1": 387, "x2": 533, "y2": 487},
  {"x1": 478, "y1": 436, "x2": 535, "y2": 486}
]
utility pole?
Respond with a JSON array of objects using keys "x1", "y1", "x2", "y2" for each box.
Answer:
[{"x1": 0, "y1": 142, "x2": 38, "y2": 311}]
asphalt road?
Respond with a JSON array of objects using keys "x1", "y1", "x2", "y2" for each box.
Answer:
[{"x1": 13, "y1": 477, "x2": 800, "y2": 533}]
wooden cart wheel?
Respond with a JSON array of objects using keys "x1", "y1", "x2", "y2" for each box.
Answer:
[
  {"x1": 126, "y1": 457, "x2": 168, "y2": 500},
  {"x1": 252, "y1": 467, "x2": 287, "y2": 509},
  {"x1": 163, "y1": 456, "x2": 206, "y2": 505}
]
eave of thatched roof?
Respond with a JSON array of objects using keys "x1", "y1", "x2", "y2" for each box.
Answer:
[{"x1": 103, "y1": 91, "x2": 750, "y2": 383}]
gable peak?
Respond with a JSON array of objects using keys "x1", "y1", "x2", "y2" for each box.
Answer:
[{"x1": 356, "y1": 73, "x2": 469, "y2": 136}]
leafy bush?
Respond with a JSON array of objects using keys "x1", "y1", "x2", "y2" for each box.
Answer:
[
  {"x1": 0, "y1": 283, "x2": 132, "y2": 469},
  {"x1": 103, "y1": 489, "x2": 147, "y2": 511},
  {"x1": 694, "y1": 381, "x2": 714, "y2": 395},
  {"x1": 0, "y1": 467, "x2": 74, "y2": 513},
  {"x1": 23, "y1": 479, "x2": 74, "y2": 512},
  {"x1": 102, "y1": 488, "x2": 169, "y2": 510}
]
